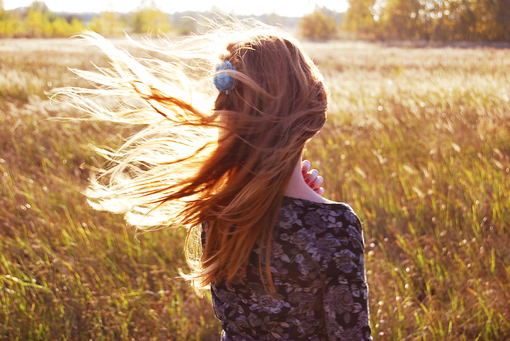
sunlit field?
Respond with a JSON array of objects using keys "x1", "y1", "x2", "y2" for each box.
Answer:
[{"x1": 1, "y1": 38, "x2": 509, "y2": 340}]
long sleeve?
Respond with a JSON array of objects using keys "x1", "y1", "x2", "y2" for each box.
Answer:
[
  {"x1": 321, "y1": 210, "x2": 372, "y2": 341},
  {"x1": 208, "y1": 197, "x2": 372, "y2": 341}
]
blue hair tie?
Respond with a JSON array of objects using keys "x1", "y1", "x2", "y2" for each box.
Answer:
[{"x1": 214, "y1": 60, "x2": 236, "y2": 94}]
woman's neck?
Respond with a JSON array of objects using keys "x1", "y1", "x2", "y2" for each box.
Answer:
[{"x1": 284, "y1": 157, "x2": 330, "y2": 204}]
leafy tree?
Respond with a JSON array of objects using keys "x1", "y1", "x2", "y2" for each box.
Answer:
[
  {"x1": 69, "y1": 18, "x2": 86, "y2": 34},
  {"x1": 0, "y1": 11, "x2": 19, "y2": 37},
  {"x1": 299, "y1": 10, "x2": 338, "y2": 41},
  {"x1": 346, "y1": 0, "x2": 510, "y2": 42},
  {"x1": 52, "y1": 17, "x2": 69, "y2": 37},
  {"x1": 0, "y1": 0, "x2": 6, "y2": 20},
  {"x1": 23, "y1": 8, "x2": 52, "y2": 37},
  {"x1": 28, "y1": 1, "x2": 50, "y2": 13},
  {"x1": 343, "y1": 0, "x2": 378, "y2": 37},
  {"x1": 131, "y1": 1, "x2": 171, "y2": 34},
  {"x1": 495, "y1": 0, "x2": 510, "y2": 40},
  {"x1": 468, "y1": 0, "x2": 510, "y2": 41},
  {"x1": 51, "y1": 16, "x2": 85, "y2": 37},
  {"x1": 88, "y1": 9, "x2": 124, "y2": 36},
  {"x1": 0, "y1": 0, "x2": 85, "y2": 38},
  {"x1": 380, "y1": 0, "x2": 423, "y2": 40},
  {"x1": 316, "y1": 5, "x2": 345, "y2": 25}
]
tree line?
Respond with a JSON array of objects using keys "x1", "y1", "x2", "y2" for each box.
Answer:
[
  {"x1": 3, "y1": 0, "x2": 506, "y2": 42},
  {"x1": 0, "y1": 0, "x2": 318, "y2": 39},
  {"x1": 0, "y1": 0, "x2": 338, "y2": 40},
  {"x1": 0, "y1": 1, "x2": 86, "y2": 38},
  {"x1": 343, "y1": 0, "x2": 510, "y2": 42},
  {"x1": 0, "y1": 1, "x2": 186, "y2": 38}
]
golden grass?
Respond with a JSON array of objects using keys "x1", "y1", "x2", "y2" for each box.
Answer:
[
  {"x1": 304, "y1": 41, "x2": 510, "y2": 340},
  {"x1": 1, "y1": 38, "x2": 509, "y2": 340}
]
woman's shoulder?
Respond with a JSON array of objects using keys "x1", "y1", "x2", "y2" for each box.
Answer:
[
  {"x1": 281, "y1": 196, "x2": 358, "y2": 215},
  {"x1": 280, "y1": 196, "x2": 361, "y2": 230},
  {"x1": 276, "y1": 196, "x2": 365, "y2": 266}
]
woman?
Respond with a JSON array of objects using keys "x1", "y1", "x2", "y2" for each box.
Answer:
[{"x1": 60, "y1": 21, "x2": 372, "y2": 341}]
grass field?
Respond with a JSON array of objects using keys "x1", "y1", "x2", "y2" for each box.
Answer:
[{"x1": 0, "y1": 38, "x2": 509, "y2": 340}]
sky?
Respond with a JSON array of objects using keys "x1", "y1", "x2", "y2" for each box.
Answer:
[{"x1": 3, "y1": 0, "x2": 349, "y2": 17}]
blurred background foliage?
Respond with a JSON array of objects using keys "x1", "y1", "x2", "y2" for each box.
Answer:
[
  {"x1": 299, "y1": 10, "x2": 338, "y2": 41},
  {"x1": 343, "y1": 0, "x2": 510, "y2": 42},
  {"x1": 0, "y1": 1, "x2": 85, "y2": 38},
  {"x1": 1, "y1": 0, "x2": 510, "y2": 41}
]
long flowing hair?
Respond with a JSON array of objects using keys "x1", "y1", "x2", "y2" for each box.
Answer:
[{"x1": 56, "y1": 21, "x2": 328, "y2": 291}]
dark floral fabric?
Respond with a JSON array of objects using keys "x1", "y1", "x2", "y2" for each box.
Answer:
[{"x1": 203, "y1": 196, "x2": 372, "y2": 341}]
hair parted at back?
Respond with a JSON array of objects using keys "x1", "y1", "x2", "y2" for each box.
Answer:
[{"x1": 55, "y1": 20, "x2": 328, "y2": 292}]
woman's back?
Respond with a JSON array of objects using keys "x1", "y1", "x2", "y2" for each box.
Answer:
[{"x1": 205, "y1": 197, "x2": 372, "y2": 341}]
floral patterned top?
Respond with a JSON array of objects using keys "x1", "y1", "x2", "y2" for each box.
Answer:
[{"x1": 203, "y1": 196, "x2": 372, "y2": 341}]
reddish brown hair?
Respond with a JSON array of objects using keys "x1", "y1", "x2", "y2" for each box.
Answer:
[{"x1": 56, "y1": 22, "x2": 328, "y2": 291}]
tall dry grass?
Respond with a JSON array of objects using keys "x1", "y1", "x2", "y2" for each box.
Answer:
[
  {"x1": 0, "y1": 38, "x2": 509, "y2": 340},
  {"x1": 305, "y1": 41, "x2": 510, "y2": 340},
  {"x1": 0, "y1": 39, "x2": 219, "y2": 340}
]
